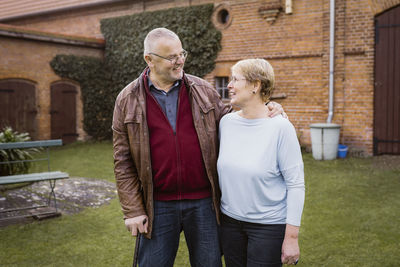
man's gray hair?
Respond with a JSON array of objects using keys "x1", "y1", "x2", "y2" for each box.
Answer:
[{"x1": 143, "y1": 28, "x2": 180, "y2": 55}]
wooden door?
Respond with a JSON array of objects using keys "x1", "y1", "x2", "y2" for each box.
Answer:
[
  {"x1": 0, "y1": 80, "x2": 37, "y2": 139},
  {"x1": 50, "y1": 82, "x2": 78, "y2": 144},
  {"x1": 374, "y1": 5, "x2": 400, "y2": 155}
]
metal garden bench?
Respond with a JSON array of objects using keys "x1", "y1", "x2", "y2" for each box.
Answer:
[{"x1": 0, "y1": 139, "x2": 69, "y2": 223}]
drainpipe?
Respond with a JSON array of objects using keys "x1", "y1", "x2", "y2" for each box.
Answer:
[{"x1": 327, "y1": 0, "x2": 335, "y2": 123}]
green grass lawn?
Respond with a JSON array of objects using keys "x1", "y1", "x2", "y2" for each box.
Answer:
[{"x1": 1, "y1": 141, "x2": 399, "y2": 266}]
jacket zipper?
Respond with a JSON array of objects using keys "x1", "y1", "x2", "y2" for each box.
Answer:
[
  {"x1": 189, "y1": 84, "x2": 218, "y2": 213},
  {"x1": 176, "y1": 91, "x2": 182, "y2": 200}
]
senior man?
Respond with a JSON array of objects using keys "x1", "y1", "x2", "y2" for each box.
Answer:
[{"x1": 112, "y1": 27, "x2": 284, "y2": 267}]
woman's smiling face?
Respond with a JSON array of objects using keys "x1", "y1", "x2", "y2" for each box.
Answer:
[{"x1": 227, "y1": 71, "x2": 253, "y2": 108}]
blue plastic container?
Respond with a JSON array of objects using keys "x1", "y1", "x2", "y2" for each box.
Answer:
[{"x1": 338, "y1": 144, "x2": 348, "y2": 158}]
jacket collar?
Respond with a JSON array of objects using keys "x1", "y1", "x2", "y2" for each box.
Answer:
[
  {"x1": 183, "y1": 74, "x2": 214, "y2": 113},
  {"x1": 132, "y1": 67, "x2": 214, "y2": 114}
]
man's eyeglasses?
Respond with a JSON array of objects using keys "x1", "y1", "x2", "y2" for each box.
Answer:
[{"x1": 149, "y1": 50, "x2": 188, "y2": 65}]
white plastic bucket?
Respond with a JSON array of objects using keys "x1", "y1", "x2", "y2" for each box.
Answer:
[{"x1": 310, "y1": 123, "x2": 341, "y2": 160}]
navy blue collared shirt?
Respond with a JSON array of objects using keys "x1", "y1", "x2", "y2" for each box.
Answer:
[{"x1": 148, "y1": 73, "x2": 181, "y2": 132}]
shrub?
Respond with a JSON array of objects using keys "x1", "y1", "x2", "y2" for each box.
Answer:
[{"x1": 0, "y1": 127, "x2": 41, "y2": 176}]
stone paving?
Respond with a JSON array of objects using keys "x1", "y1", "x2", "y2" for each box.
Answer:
[
  {"x1": 0, "y1": 177, "x2": 117, "y2": 223},
  {"x1": 372, "y1": 155, "x2": 400, "y2": 170}
]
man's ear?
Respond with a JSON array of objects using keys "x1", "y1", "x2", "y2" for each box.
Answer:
[{"x1": 144, "y1": 54, "x2": 153, "y2": 67}]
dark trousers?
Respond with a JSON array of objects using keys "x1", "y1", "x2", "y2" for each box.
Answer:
[
  {"x1": 138, "y1": 198, "x2": 222, "y2": 267},
  {"x1": 220, "y1": 213, "x2": 285, "y2": 267}
]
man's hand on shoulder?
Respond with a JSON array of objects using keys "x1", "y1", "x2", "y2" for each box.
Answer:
[
  {"x1": 267, "y1": 101, "x2": 288, "y2": 119},
  {"x1": 125, "y1": 215, "x2": 148, "y2": 236}
]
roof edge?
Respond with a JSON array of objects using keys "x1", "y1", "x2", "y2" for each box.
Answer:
[
  {"x1": 0, "y1": 23, "x2": 105, "y2": 48},
  {"x1": 0, "y1": 0, "x2": 128, "y2": 22}
]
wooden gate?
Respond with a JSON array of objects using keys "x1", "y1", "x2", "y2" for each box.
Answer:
[
  {"x1": 50, "y1": 82, "x2": 78, "y2": 144},
  {"x1": 0, "y1": 80, "x2": 37, "y2": 139},
  {"x1": 374, "y1": 5, "x2": 400, "y2": 155}
]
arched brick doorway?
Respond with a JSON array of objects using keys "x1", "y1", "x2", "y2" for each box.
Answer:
[
  {"x1": 374, "y1": 5, "x2": 400, "y2": 155},
  {"x1": 0, "y1": 79, "x2": 37, "y2": 139},
  {"x1": 50, "y1": 82, "x2": 78, "y2": 144}
]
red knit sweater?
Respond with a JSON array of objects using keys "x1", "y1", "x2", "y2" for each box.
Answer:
[{"x1": 144, "y1": 74, "x2": 211, "y2": 201}]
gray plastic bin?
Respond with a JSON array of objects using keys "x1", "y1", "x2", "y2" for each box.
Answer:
[{"x1": 310, "y1": 123, "x2": 341, "y2": 160}]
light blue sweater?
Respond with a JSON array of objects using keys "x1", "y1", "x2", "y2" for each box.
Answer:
[{"x1": 217, "y1": 112, "x2": 305, "y2": 226}]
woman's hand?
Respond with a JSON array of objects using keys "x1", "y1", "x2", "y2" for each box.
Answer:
[{"x1": 281, "y1": 224, "x2": 300, "y2": 265}]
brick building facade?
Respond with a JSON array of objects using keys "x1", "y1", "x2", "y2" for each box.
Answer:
[
  {"x1": 0, "y1": 23, "x2": 104, "y2": 141},
  {"x1": 0, "y1": 0, "x2": 399, "y2": 155}
]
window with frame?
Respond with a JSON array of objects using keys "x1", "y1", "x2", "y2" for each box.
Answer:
[{"x1": 215, "y1": 77, "x2": 229, "y2": 99}]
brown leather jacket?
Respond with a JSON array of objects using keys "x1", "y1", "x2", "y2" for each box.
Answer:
[{"x1": 112, "y1": 70, "x2": 230, "y2": 238}]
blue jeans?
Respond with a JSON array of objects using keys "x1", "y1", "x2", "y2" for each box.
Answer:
[
  {"x1": 138, "y1": 198, "x2": 222, "y2": 267},
  {"x1": 219, "y1": 213, "x2": 285, "y2": 267}
]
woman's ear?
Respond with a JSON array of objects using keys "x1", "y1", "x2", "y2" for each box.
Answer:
[{"x1": 253, "y1": 80, "x2": 262, "y2": 90}]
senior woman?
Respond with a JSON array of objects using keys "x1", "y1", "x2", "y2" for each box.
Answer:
[{"x1": 217, "y1": 58, "x2": 305, "y2": 267}]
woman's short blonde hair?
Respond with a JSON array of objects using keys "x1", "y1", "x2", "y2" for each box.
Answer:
[{"x1": 232, "y1": 58, "x2": 275, "y2": 102}]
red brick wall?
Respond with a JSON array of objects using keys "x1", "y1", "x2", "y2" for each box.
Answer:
[
  {"x1": 0, "y1": 36, "x2": 103, "y2": 140},
  {"x1": 2, "y1": 0, "x2": 400, "y2": 155},
  {"x1": 338, "y1": 0, "x2": 376, "y2": 155},
  {"x1": 206, "y1": 0, "x2": 400, "y2": 156},
  {"x1": 206, "y1": 0, "x2": 329, "y2": 150}
]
